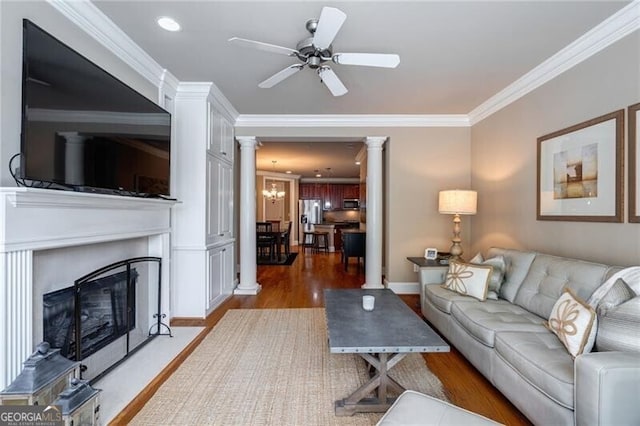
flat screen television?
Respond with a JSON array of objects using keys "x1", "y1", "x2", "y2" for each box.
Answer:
[{"x1": 20, "y1": 19, "x2": 171, "y2": 197}]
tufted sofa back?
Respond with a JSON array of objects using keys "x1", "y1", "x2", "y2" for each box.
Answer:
[{"x1": 513, "y1": 253, "x2": 611, "y2": 319}]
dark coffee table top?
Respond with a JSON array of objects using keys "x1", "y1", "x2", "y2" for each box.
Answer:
[{"x1": 324, "y1": 289, "x2": 449, "y2": 354}]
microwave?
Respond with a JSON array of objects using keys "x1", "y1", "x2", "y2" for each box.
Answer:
[{"x1": 343, "y1": 199, "x2": 360, "y2": 209}]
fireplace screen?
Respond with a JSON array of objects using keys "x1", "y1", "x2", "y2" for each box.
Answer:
[
  {"x1": 43, "y1": 269, "x2": 137, "y2": 360},
  {"x1": 42, "y1": 257, "x2": 167, "y2": 381}
]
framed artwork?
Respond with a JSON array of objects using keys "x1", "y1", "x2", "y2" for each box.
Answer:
[
  {"x1": 537, "y1": 110, "x2": 624, "y2": 222},
  {"x1": 630, "y1": 102, "x2": 640, "y2": 223}
]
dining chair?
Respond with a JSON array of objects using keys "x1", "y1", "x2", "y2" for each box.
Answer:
[
  {"x1": 256, "y1": 222, "x2": 276, "y2": 259},
  {"x1": 281, "y1": 221, "x2": 292, "y2": 256}
]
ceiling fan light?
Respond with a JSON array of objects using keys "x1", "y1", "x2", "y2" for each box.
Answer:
[{"x1": 157, "y1": 16, "x2": 181, "y2": 32}]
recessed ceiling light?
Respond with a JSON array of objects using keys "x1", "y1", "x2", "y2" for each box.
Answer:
[
  {"x1": 285, "y1": 170, "x2": 292, "y2": 174},
  {"x1": 157, "y1": 16, "x2": 181, "y2": 32},
  {"x1": 315, "y1": 173, "x2": 322, "y2": 178},
  {"x1": 355, "y1": 161, "x2": 361, "y2": 165}
]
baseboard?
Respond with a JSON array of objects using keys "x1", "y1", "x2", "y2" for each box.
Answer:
[
  {"x1": 385, "y1": 280, "x2": 420, "y2": 294},
  {"x1": 170, "y1": 317, "x2": 206, "y2": 327}
]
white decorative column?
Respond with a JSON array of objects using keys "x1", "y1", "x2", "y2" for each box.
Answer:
[
  {"x1": 235, "y1": 137, "x2": 262, "y2": 295},
  {"x1": 363, "y1": 136, "x2": 386, "y2": 289}
]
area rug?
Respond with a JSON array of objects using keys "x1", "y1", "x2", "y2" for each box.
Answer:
[
  {"x1": 130, "y1": 308, "x2": 448, "y2": 425},
  {"x1": 257, "y1": 252, "x2": 298, "y2": 266}
]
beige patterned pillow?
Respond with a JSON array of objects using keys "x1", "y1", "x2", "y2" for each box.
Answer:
[
  {"x1": 545, "y1": 289, "x2": 597, "y2": 358},
  {"x1": 442, "y1": 260, "x2": 492, "y2": 301}
]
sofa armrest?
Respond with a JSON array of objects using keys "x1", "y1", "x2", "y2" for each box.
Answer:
[{"x1": 575, "y1": 351, "x2": 640, "y2": 426}]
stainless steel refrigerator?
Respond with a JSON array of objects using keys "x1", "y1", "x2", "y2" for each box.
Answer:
[{"x1": 299, "y1": 199, "x2": 322, "y2": 242}]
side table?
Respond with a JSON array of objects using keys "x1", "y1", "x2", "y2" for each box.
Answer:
[{"x1": 407, "y1": 257, "x2": 449, "y2": 313}]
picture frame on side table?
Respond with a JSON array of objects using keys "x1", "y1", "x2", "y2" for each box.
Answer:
[
  {"x1": 425, "y1": 248, "x2": 438, "y2": 260},
  {"x1": 537, "y1": 109, "x2": 624, "y2": 222},
  {"x1": 629, "y1": 102, "x2": 640, "y2": 223}
]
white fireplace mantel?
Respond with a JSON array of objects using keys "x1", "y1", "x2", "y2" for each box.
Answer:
[{"x1": 0, "y1": 187, "x2": 176, "y2": 389}]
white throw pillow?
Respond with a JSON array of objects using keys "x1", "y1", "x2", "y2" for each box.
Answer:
[
  {"x1": 545, "y1": 289, "x2": 597, "y2": 358},
  {"x1": 442, "y1": 260, "x2": 492, "y2": 301}
]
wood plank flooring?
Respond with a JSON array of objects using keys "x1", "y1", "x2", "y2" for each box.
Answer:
[{"x1": 112, "y1": 249, "x2": 531, "y2": 425}]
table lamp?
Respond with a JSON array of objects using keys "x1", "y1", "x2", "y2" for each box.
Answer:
[{"x1": 438, "y1": 190, "x2": 477, "y2": 261}]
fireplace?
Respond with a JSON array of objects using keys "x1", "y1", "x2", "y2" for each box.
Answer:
[
  {"x1": 0, "y1": 188, "x2": 175, "y2": 390},
  {"x1": 41, "y1": 257, "x2": 168, "y2": 382}
]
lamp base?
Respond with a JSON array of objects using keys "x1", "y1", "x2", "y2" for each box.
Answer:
[{"x1": 449, "y1": 213, "x2": 464, "y2": 262}]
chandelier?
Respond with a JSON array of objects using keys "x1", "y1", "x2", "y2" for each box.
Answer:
[
  {"x1": 263, "y1": 182, "x2": 286, "y2": 203},
  {"x1": 263, "y1": 161, "x2": 285, "y2": 203}
]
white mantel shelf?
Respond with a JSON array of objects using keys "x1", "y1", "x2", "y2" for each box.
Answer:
[
  {"x1": 0, "y1": 187, "x2": 177, "y2": 252},
  {"x1": 0, "y1": 187, "x2": 176, "y2": 389}
]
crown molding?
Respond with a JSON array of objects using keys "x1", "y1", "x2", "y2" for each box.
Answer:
[
  {"x1": 235, "y1": 114, "x2": 470, "y2": 128},
  {"x1": 46, "y1": 0, "x2": 164, "y2": 86},
  {"x1": 47, "y1": 0, "x2": 239, "y2": 120},
  {"x1": 49, "y1": 0, "x2": 638, "y2": 129},
  {"x1": 468, "y1": 0, "x2": 640, "y2": 125}
]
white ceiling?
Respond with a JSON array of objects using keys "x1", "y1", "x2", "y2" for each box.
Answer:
[{"x1": 91, "y1": 0, "x2": 630, "y2": 177}]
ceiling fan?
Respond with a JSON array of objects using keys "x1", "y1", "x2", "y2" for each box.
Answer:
[{"x1": 228, "y1": 6, "x2": 400, "y2": 96}]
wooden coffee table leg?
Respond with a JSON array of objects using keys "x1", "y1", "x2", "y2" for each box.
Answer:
[{"x1": 335, "y1": 352, "x2": 408, "y2": 416}]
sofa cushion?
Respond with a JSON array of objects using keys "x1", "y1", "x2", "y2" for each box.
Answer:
[
  {"x1": 545, "y1": 289, "x2": 597, "y2": 358},
  {"x1": 486, "y1": 247, "x2": 536, "y2": 303},
  {"x1": 424, "y1": 284, "x2": 474, "y2": 314},
  {"x1": 469, "y1": 253, "x2": 507, "y2": 300},
  {"x1": 494, "y1": 331, "x2": 575, "y2": 409},
  {"x1": 450, "y1": 300, "x2": 547, "y2": 347},
  {"x1": 595, "y1": 297, "x2": 640, "y2": 353},
  {"x1": 514, "y1": 254, "x2": 609, "y2": 319},
  {"x1": 443, "y1": 261, "x2": 492, "y2": 301}
]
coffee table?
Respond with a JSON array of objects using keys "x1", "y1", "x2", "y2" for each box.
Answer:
[{"x1": 324, "y1": 289, "x2": 449, "y2": 416}]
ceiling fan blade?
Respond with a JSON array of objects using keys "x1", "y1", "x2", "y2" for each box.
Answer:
[
  {"x1": 312, "y1": 7, "x2": 347, "y2": 50},
  {"x1": 228, "y1": 37, "x2": 298, "y2": 56},
  {"x1": 259, "y1": 64, "x2": 304, "y2": 88},
  {"x1": 317, "y1": 67, "x2": 347, "y2": 97},
  {"x1": 333, "y1": 53, "x2": 400, "y2": 68}
]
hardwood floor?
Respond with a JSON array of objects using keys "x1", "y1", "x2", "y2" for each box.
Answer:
[{"x1": 114, "y1": 249, "x2": 531, "y2": 425}]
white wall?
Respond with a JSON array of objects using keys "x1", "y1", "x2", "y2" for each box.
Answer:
[
  {"x1": 0, "y1": 1, "x2": 159, "y2": 186},
  {"x1": 470, "y1": 31, "x2": 640, "y2": 266}
]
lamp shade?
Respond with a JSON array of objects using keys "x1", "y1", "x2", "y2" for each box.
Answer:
[{"x1": 438, "y1": 190, "x2": 477, "y2": 215}]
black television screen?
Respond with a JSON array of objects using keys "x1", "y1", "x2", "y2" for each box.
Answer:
[{"x1": 20, "y1": 20, "x2": 171, "y2": 197}]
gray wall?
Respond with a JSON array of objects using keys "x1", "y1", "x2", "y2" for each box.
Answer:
[
  {"x1": 470, "y1": 32, "x2": 640, "y2": 266},
  {"x1": 0, "y1": 1, "x2": 159, "y2": 186}
]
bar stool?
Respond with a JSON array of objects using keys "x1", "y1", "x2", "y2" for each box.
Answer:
[
  {"x1": 313, "y1": 232, "x2": 329, "y2": 253},
  {"x1": 302, "y1": 232, "x2": 317, "y2": 253}
]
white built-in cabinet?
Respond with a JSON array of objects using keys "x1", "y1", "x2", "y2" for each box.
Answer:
[{"x1": 172, "y1": 83, "x2": 236, "y2": 319}]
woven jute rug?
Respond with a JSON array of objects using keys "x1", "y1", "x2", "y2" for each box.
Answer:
[{"x1": 130, "y1": 308, "x2": 448, "y2": 425}]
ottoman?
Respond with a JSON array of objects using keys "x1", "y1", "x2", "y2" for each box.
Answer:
[{"x1": 376, "y1": 390, "x2": 502, "y2": 425}]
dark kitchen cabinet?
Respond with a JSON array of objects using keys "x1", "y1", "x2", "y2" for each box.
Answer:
[{"x1": 299, "y1": 183, "x2": 360, "y2": 210}]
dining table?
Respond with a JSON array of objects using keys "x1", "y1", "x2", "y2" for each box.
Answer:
[{"x1": 256, "y1": 229, "x2": 289, "y2": 260}]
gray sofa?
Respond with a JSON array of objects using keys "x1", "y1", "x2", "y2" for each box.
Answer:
[{"x1": 421, "y1": 247, "x2": 640, "y2": 425}]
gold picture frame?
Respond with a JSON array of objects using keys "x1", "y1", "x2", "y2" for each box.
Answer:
[
  {"x1": 537, "y1": 110, "x2": 624, "y2": 222},
  {"x1": 629, "y1": 102, "x2": 640, "y2": 223}
]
